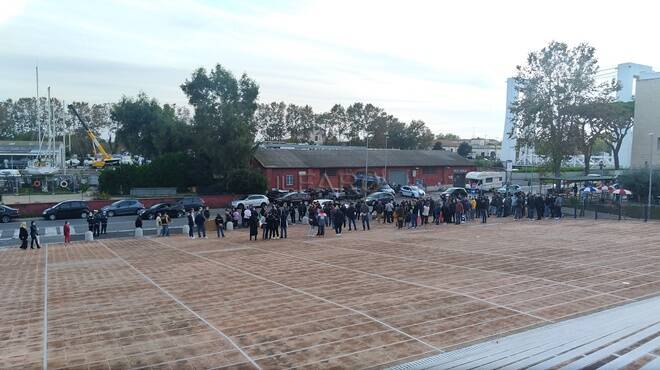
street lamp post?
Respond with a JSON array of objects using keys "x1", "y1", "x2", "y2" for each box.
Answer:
[
  {"x1": 647, "y1": 132, "x2": 655, "y2": 222},
  {"x1": 364, "y1": 133, "x2": 369, "y2": 199},
  {"x1": 384, "y1": 134, "x2": 388, "y2": 182}
]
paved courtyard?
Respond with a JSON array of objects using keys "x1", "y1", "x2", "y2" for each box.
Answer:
[{"x1": 2, "y1": 218, "x2": 660, "y2": 369}]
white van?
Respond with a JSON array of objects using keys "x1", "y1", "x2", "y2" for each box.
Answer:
[{"x1": 465, "y1": 171, "x2": 505, "y2": 192}]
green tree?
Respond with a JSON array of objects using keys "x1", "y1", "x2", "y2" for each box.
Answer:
[
  {"x1": 457, "y1": 142, "x2": 472, "y2": 157},
  {"x1": 112, "y1": 93, "x2": 190, "y2": 159},
  {"x1": 618, "y1": 169, "x2": 660, "y2": 203},
  {"x1": 600, "y1": 101, "x2": 635, "y2": 169},
  {"x1": 436, "y1": 132, "x2": 460, "y2": 141},
  {"x1": 256, "y1": 102, "x2": 287, "y2": 141},
  {"x1": 285, "y1": 104, "x2": 316, "y2": 143},
  {"x1": 180, "y1": 64, "x2": 259, "y2": 175},
  {"x1": 510, "y1": 41, "x2": 611, "y2": 179},
  {"x1": 432, "y1": 141, "x2": 444, "y2": 150}
]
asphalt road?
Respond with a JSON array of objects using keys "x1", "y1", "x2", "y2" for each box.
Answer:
[{"x1": 0, "y1": 213, "x2": 197, "y2": 248}]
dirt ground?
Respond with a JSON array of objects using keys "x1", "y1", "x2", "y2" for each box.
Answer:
[{"x1": 2, "y1": 217, "x2": 660, "y2": 369}]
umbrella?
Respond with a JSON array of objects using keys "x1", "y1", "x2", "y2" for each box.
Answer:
[
  {"x1": 611, "y1": 188, "x2": 632, "y2": 196},
  {"x1": 582, "y1": 186, "x2": 600, "y2": 193}
]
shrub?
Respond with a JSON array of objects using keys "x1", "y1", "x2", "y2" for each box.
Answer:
[{"x1": 224, "y1": 169, "x2": 267, "y2": 194}]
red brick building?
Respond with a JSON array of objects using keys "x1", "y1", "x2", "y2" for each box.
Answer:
[{"x1": 253, "y1": 145, "x2": 475, "y2": 191}]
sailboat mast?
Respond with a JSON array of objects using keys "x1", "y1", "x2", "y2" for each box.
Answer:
[{"x1": 36, "y1": 66, "x2": 41, "y2": 158}]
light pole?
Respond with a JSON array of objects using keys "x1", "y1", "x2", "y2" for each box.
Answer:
[
  {"x1": 364, "y1": 132, "x2": 369, "y2": 199},
  {"x1": 384, "y1": 134, "x2": 388, "y2": 182},
  {"x1": 647, "y1": 132, "x2": 655, "y2": 222}
]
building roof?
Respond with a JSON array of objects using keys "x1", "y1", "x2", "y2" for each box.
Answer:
[
  {"x1": 0, "y1": 141, "x2": 63, "y2": 155},
  {"x1": 254, "y1": 146, "x2": 474, "y2": 169}
]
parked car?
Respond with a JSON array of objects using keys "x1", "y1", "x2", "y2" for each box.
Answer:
[
  {"x1": 101, "y1": 199, "x2": 145, "y2": 217},
  {"x1": 42, "y1": 200, "x2": 90, "y2": 220},
  {"x1": 231, "y1": 194, "x2": 270, "y2": 209},
  {"x1": 177, "y1": 196, "x2": 205, "y2": 211},
  {"x1": 314, "y1": 199, "x2": 335, "y2": 208},
  {"x1": 0, "y1": 205, "x2": 19, "y2": 223},
  {"x1": 400, "y1": 185, "x2": 426, "y2": 198},
  {"x1": 497, "y1": 184, "x2": 522, "y2": 194},
  {"x1": 441, "y1": 187, "x2": 469, "y2": 198},
  {"x1": 338, "y1": 187, "x2": 363, "y2": 201},
  {"x1": 378, "y1": 184, "x2": 396, "y2": 195},
  {"x1": 275, "y1": 191, "x2": 311, "y2": 204},
  {"x1": 139, "y1": 203, "x2": 184, "y2": 220},
  {"x1": 365, "y1": 191, "x2": 394, "y2": 206},
  {"x1": 266, "y1": 189, "x2": 289, "y2": 202}
]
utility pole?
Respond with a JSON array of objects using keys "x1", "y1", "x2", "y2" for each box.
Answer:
[
  {"x1": 384, "y1": 134, "x2": 388, "y2": 182},
  {"x1": 364, "y1": 133, "x2": 369, "y2": 199},
  {"x1": 647, "y1": 132, "x2": 655, "y2": 222}
]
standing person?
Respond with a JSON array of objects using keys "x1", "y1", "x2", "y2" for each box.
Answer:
[
  {"x1": 360, "y1": 202, "x2": 370, "y2": 231},
  {"x1": 135, "y1": 215, "x2": 143, "y2": 229},
  {"x1": 554, "y1": 194, "x2": 563, "y2": 220},
  {"x1": 535, "y1": 193, "x2": 545, "y2": 220},
  {"x1": 455, "y1": 199, "x2": 464, "y2": 225},
  {"x1": 243, "y1": 207, "x2": 252, "y2": 228},
  {"x1": 346, "y1": 203, "x2": 356, "y2": 231},
  {"x1": 232, "y1": 208, "x2": 241, "y2": 229},
  {"x1": 422, "y1": 203, "x2": 430, "y2": 225},
  {"x1": 279, "y1": 207, "x2": 288, "y2": 239},
  {"x1": 155, "y1": 213, "x2": 163, "y2": 236},
  {"x1": 93, "y1": 210, "x2": 101, "y2": 237},
  {"x1": 161, "y1": 213, "x2": 171, "y2": 236},
  {"x1": 203, "y1": 206, "x2": 211, "y2": 222},
  {"x1": 249, "y1": 213, "x2": 258, "y2": 241},
  {"x1": 101, "y1": 211, "x2": 108, "y2": 235},
  {"x1": 19, "y1": 223, "x2": 28, "y2": 249},
  {"x1": 527, "y1": 194, "x2": 536, "y2": 220},
  {"x1": 215, "y1": 213, "x2": 225, "y2": 238},
  {"x1": 289, "y1": 203, "x2": 296, "y2": 225},
  {"x1": 63, "y1": 221, "x2": 71, "y2": 244},
  {"x1": 87, "y1": 213, "x2": 95, "y2": 233},
  {"x1": 29, "y1": 221, "x2": 40, "y2": 249},
  {"x1": 385, "y1": 201, "x2": 394, "y2": 223},
  {"x1": 187, "y1": 211, "x2": 195, "y2": 238},
  {"x1": 298, "y1": 202, "x2": 306, "y2": 222},
  {"x1": 195, "y1": 209, "x2": 206, "y2": 238},
  {"x1": 333, "y1": 205, "x2": 343, "y2": 236},
  {"x1": 316, "y1": 209, "x2": 326, "y2": 237}
]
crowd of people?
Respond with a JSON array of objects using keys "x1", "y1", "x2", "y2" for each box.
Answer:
[
  {"x1": 223, "y1": 190, "x2": 566, "y2": 240},
  {"x1": 16, "y1": 188, "x2": 568, "y2": 249}
]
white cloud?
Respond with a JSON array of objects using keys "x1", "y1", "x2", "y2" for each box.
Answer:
[
  {"x1": 0, "y1": 0, "x2": 27, "y2": 24},
  {"x1": 1, "y1": 0, "x2": 659, "y2": 139}
]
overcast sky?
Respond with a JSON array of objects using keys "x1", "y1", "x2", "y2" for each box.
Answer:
[{"x1": 1, "y1": 0, "x2": 659, "y2": 139}]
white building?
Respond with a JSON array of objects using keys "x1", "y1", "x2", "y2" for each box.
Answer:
[{"x1": 501, "y1": 63, "x2": 656, "y2": 168}]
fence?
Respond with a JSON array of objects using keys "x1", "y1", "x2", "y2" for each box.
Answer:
[{"x1": 564, "y1": 195, "x2": 660, "y2": 221}]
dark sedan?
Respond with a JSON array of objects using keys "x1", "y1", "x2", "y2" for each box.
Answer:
[
  {"x1": 275, "y1": 191, "x2": 311, "y2": 205},
  {"x1": 101, "y1": 199, "x2": 145, "y2": 217},
  {"x1": 0, "y1": 205, "x2": 19, "y2": 223},
  {"x1": 365, "y1": 191, "x2": 394, "y2": 206},
  {"x1": 139, "y1": 203, "x2": 185, "y2": 220}
]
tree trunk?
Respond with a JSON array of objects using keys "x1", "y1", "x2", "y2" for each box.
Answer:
[
  {"x1": 613, "y1": 141, "x2": 622, "y2": 170},
  {"x1": 554, "y1": 158, "x2": 562, "y2": 191},
  {"x1": 583, "y1": 153, "x2": 591, "y2": 175}
]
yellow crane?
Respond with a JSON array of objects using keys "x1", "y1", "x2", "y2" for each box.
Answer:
[{"x1": 68, "y1": 105, "x2": 118, "y2": 169}]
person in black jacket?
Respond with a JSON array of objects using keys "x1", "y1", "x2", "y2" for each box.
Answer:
[
  {"x1": 535, "y1": 194, "x2": 545, "y2": 220},
  {"x1": 187, "y1": 211, "x2": 195, "y2": 238},
  {"x1": 19, "y1": 223, "x2": 28, "y2": 249},
  {"x1": 346, "y1": 203, "x2": 356, "y2": 231},
  {"x1": 195, "y1": 210, "x2": 206, "y2": 238},
  {"x1": 279, "y1": 206, "x2": 288, "y2": 239},
  {"x1": 100, "y1": 211, "x2": 108, "y2": 235},
  {"x1": 215, "y1": 213, "x2": 225, "y2": 238},
  {"x1": 29, "y1": 221, "x2": 40, "y2": 249},
  {"x1": 135, "y1": 215, "x2": 143, "y2": 229}
]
